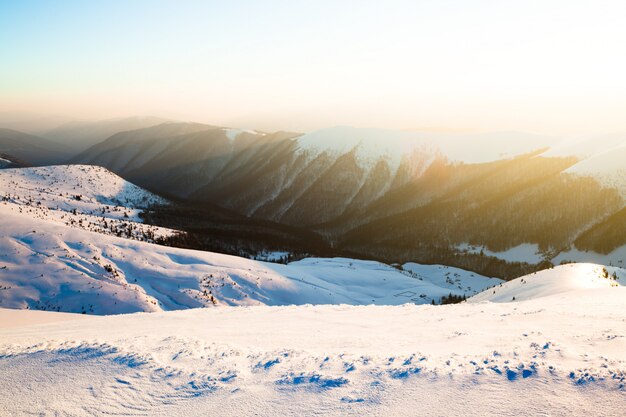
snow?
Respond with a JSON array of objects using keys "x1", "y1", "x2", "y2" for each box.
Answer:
[
  {"x1": 0, "y1": 164, "x2": 173, "y2": 241},
  {"x1": 254, "y1": 250, "x2": 291, "y2": 262},
  {"x1": 0, "y1": 164, "x2": 166, "y2": 209},
  {"x1": 457, "y1": 243, "x2": 546, "y2": 264},
  {"x1": 553, "y1": 245, "x2": 626, "y2": 267},
  {"x1": 0, "y1": 307, "x2": 87, "y2": 329},
  {"x1": 0, "y1": 165, "x2": 505, "y2": 314},
  {"x1": 0, "y1": 206, "x2": 502, "y2": 313},
  {"x1": 542, "y1": 133, "x2": 626, "y2": 159},
  {"x1": 1, "y1": 279, "x2": 625, "y2": 415},
  {"x1": 402, "y1": 262, "x2": 503, "y2": 294},
  {"x1": 1, "y1": 165, "x2": 626, "y2": 415},
  {"x1": 296, "y1": 127, "x2": 556, "y2": 176},
  {"x1": 295, "y1": 127, "x2": 626, "y2": 201},
  {"x1": 223, "y1": 128, "x2": 261, "y2": 141},
  {"x1": 469, "y1": 263, "x2": 623, "y2": 303}
]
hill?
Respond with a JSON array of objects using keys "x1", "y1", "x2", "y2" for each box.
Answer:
[
  {"x1": 468, "y1": 263, "x2": 624, "y2": 303},
  {"x1": 0, "y1": 128, "x2": 72, "y2": 165},
  {"x1": 42, "y1": 116, "x2": 171, "y2": 153}
]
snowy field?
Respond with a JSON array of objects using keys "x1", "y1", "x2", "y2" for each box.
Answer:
[{"x1": 1, "y1": 269, "x2": 625, "y2": 416}]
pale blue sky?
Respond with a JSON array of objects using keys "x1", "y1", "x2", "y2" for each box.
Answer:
[{"x1": 1, "y1": 0, "x2": 626, "y2": 133}]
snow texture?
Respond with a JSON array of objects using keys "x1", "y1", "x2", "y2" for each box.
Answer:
[{"x1": 1, "y1": 273, "x2": 625, "y2": 416}]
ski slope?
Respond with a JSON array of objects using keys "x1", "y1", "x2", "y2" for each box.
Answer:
[{"x1": 1, "y1": 280, "x2": 625, "y2": 416}]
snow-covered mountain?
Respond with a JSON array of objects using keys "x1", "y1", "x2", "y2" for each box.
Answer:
[
  {"x1": 0, "y1": 164, "x2": 502, "y2": 314},
  {"x1": 69, "y1": 123, "x2": 626, "y2": 276},
  {"x1": 543, "y1": 133, "x2": 626, "y2": 196},
  {"x1": 0, "y1": 165, "x2": 172, "y2": 242},
  {"x1": 0, "y1": 202, "x2": 502, "y2": 314},
  {"x1": 0, "y1": 154, "x2": 23, "y2": 169},
  {"x1": 73, "y1": 124, "x2": 562, "y2": 226}
]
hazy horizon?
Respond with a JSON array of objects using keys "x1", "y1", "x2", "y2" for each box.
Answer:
[{"x1": 2, "y1": 0, "x2": 626, "y2": 135}]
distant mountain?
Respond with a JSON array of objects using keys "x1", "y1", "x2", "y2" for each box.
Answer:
[
  {"x1": 0, "y1": 128, "x2": 72, "y2": 165},
  {"x1": 42, "y1": 116, "x2": 171, "y2": 153},
  {"x1": 72, "y1": 123, "x2": 626, "y2": 276},
  {"x1": 0, "y1": 111, "x2": 71, "y2": 135}
]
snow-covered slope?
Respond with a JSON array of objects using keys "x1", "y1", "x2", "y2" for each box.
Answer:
[
  {"x1": 0, "y1": 164, "x2": 165, "y2": 209},
  {"x1": 297, "y1": 126, "x2": 555, "y2": 170},
  {"x1": 402, "y1": 262, "x2": 503, "y2": 294},
  {"x1": 0, "y1": 165, "x2": 172, "y2": 241},
  {"x1": 0, "y1": 164, "x2": 503, "y2": 314},
  {"x1": 295, "y1": 127, "x2": 556, "y2": 190},
  {"x1": 1, "y1": 283, "x2": 625, "y2": 416},
  {"x1": 0, "y1": 205, "x2": 501, "y2": 314},
  {"x1": 469, "y1": 263, "x2": 624, "y2": 303}
]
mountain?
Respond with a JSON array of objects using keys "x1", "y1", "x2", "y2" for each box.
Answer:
[
  {"x1": 72, "y1": 123, "x2": 626, "y2": 276},
  {"x1": 42, "y1": 116, "x2": 171, "y2": 153},
  {"x1": 0, "y1": 164, "x2": 502, "y2": 314},
  {"x1": 0, "y1": 111, "x2": 71, "y2": 135},
  {"x1": 73, "y1": 124, "x2": 560, "y2": 225},
  {"x1": 0, "y1": 128, "x2": 73, "y2": 165}
]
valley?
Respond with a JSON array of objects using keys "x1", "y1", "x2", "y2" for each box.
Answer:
[{"x1": 1, "y1": 122, "x2": 625, "y2": 417}]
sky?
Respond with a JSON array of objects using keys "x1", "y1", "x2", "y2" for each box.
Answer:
[{"x1": 1, "y1": 0, "x2": 626, "y2": 134}]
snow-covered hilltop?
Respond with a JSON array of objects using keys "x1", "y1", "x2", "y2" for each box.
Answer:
[
  {"x1": 0, "y1": 164, "x2": 165, "y2": 212},
  {"x1": 469, "y1": 263, "x2": 624, "y2": 303},
  {"x1": 0, "y1": 165, "x2": 172, "y2": 242}
]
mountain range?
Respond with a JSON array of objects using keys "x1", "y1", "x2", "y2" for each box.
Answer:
[{"x1": 2, "y1": 118, "x2": 626, "y2": 277}]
